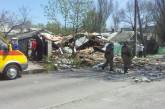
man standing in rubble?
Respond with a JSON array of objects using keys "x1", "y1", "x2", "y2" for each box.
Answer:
[
  {"x1": 121, "y1": 42, "x2": 132, "y2": 74},
  {"x1": 102, "y1": 42, "x2": 114, "y2": 71}
]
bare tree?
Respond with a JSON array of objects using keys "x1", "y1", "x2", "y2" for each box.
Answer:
[
  {"x1": 96, "y1": 0, "x2": 113, "y2": 32},
  {"x1": 44, "y1": 0, "x2": 58, "y2": 22},
  {"x1": 138, "y1": 1, "x2": 155, "y2": 31},
  {"x1": 122, "y1": 1, "x2": 134, "y2": 30},
  {"x1": 155, "y1": 0, "x2": 165, "y2": 44},
  {"x1": 81, "y1": 0, "x2": 114, "y2": 33},
  {"x1": 0, "y1": 6, "x2": 31, "y2": 37},
  {"x1": 44, "y1": 0, "x2": 91, "y2": 34},
  {"x1": 122, "y1": 0, "x2": 155, "y2": 31},
  {"x1": 68, "y1": 0, "x2": 91, "y2": 33},
  {"x1": 0, "y1": 10, "x2": 11, "y2": 32},
  {"x1": 44, "y1": 0, "x2": 70, "y2": 32},
  {"x1": 111, "y1": 1, "x2": 124, "y2": 31},
  {"x1": 82, "y1": 7, "x2": 98, "y2": 32},
  {"x1": 0, "y1": 10, "x2": 20, "y2": 36},
  {"x1": 59, "y1": 0, "x2": 70, "y2": 31},
  {"x1": 18, "y1": 6, "x2": 31, "y2": 33}
]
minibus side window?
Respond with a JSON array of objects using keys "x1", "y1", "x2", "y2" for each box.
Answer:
[{"x1": 0, "y1": 40, "x2": 8, "y2": 51}]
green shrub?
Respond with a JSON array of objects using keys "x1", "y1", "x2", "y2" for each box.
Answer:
[
  {"x1": 43, "y1": 55, "x2": 57, "y2": 71},
  {"x1": 69, "y1": 56, "x2": 82, "y2": 68},
  {"x1": 158, "y1": 47, "x2": 165, "y2": 54}
]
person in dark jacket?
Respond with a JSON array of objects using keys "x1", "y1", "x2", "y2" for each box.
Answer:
[
  {"x1": 121, "y1": 42, "x2": 132, "y2": 74},
  {"x1": 102, "y1": 43, "x2": 114, "y2": 71}
]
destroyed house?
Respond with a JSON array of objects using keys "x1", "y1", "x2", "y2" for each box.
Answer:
[{"x1": 12, "y1": 30, "x2": 63, "y2": 59}]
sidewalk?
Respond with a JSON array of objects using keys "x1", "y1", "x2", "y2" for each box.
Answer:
[{"x1": 23, "y1": 61, "x2": 47, "y2": 74}]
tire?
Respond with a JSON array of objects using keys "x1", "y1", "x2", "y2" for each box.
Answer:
[{"x1": 3, "y1": 64, "x2": 20, "y2": 80}]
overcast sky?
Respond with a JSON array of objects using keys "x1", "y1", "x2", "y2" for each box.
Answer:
[{"x1": 0, "y1": 0, "x2": 129, "y2": 26}]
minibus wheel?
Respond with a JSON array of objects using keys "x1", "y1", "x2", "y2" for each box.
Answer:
[{"x1": 4, "y1": 65, "x2": 20, "y2": 80}]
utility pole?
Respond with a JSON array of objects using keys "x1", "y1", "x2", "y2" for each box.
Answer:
[
  {"x1": 137, "y1": 0, "x2": 146, "y2": 57},
  {"x1": 134, "y1": 0, "x2": 137, "y2": 56},
  {"x1": 137, "y1": 1, "x2": 143, "y2": 43}
]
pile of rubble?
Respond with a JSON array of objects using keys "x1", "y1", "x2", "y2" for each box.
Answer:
[
  {"x1": 51, "y1": 47, "x2": 104, "y2": 70},
  {"x1": 77, "y1": 48, "x2": 104, "y2": 66},
  {"x1": 49, "y1": 33, "x2": 165, "y2": 83},
  {"x1": 132, "y1": 58, "x2": 150, "y2": 67},
  {"x1": 132, "y1": 55, "x2": 165, "y2": 82},
  {"x1": 92, "y1": 55, "x2": 165, "y2": 83},
  {"x1": 50, "y1": 33, "x2": 107, "y2": 69}
]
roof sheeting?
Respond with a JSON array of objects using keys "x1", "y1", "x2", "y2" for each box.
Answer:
[
  {"x1": 17, "y1": 31, "x2": 37, "y2": 40},
  {"x1": 110, "y1": 31, "x2": 134, "y2": 42},
  {"x1": 40, "y1": 33, "x2": 63, "y2": 42}
]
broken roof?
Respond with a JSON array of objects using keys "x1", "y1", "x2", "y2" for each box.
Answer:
[
  {"x1": 40, "y1": 32, "x2": 63, "y2": 42},
  {"x1": 110, "y1": 31, "x2": 134, "y2": 42},
  {"x1": 10, "y1": 29, "x2": 63, "y2": 42}
]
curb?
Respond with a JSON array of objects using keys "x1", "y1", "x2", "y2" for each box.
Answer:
[{"x1": 23, "y1": 69, "x2": 47, "y2": 75}]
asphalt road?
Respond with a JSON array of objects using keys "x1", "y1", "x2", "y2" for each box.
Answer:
[{"x1": 0, "y1": 69, "x2": 165, "y2": 109}]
